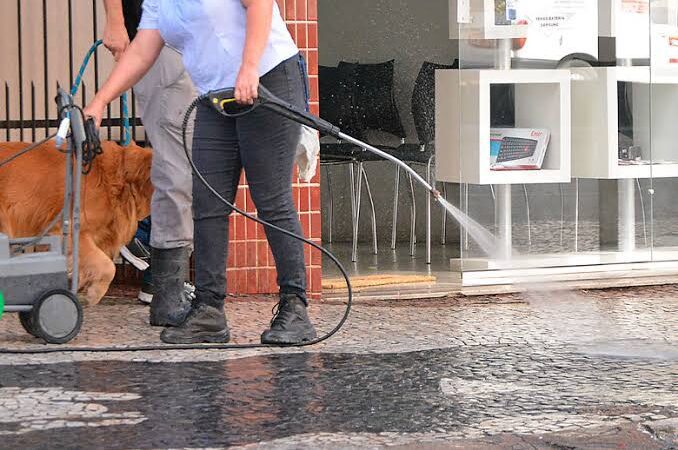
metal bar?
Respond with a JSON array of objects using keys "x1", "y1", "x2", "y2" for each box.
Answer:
[
  {"x1": 463, "y1": 183, "x2": 469, "y2": 251},
  {"x1": 408, "y1": 172, "x2": 416, "y2": 257},
  {"x1": 5, "y1": 83, "x2": 10, "y2": 141},
  {"x1": 30, "y1": 82, "x2": 36, "y2": 142},
  {"x1": 338, "y1": 132, "x2": 435, "y2": 194},
  {"x1": 495, "y1": 184, "x2": 512, "y2": 259},
  {"x1": 61, "y1": 138, "x2": 73, "y2": 257},
  {"x1": 67, "y1": 0, "x2": 74, "y2": 86},
  {"x1": 619, "y1": 178, "x2": 636, "y2": 253},
  {"x1": 354, "y1": 162, "x2": 363, "y2": 261},
  {"x1": 70, "y1": 96, "x2": 87, "y2": 293},
  {"x1": 391, "y1": 166, "x2": 400, "y2": 250},
  {"x1": 42, "y1": 0, "x2": 49, "y2": 135},
  {"x1": 325, "y1": 166, "x2": 333, "y2": 244},
  {"x1": 349, "y1": 163, "x2": 357, "y2": 262},
  {"x1": 361, "y1": 164, "x2": 378, "y2": 255},
  {"x1": 4, "y1": 306, "x2": 33, "y2": 312},
  {"x1": 9, "y1": 236, "x2": 57, "y2": 245},
  {"x1": 2, "y1": 117, "x2": 135, "y2": 130},
  {"x1": 522, "y1": 184, "x2": 531, "y2": 249},
  {"x1": 93, "y1": 0, "x2": 100, "y2": 92},
  {"x1": 426, "y1": 156, "x2": 433, "y2": 264},
  {"x1": 574, "y1": 179, "x2": 579, "y2": 253},
  {"x1": 636, "y1": 178, "x2": 648, "y2": 248},
  {"x1": 559, "y1": 184, "x2": 565, "y2": 247},
  {"x1": 441, "y1": 182, "x2": 447, "y2": 245},
  {"x1": 17, "y1": 0, "x2": 24, "y2": 142},
  {"x1": 107, "y1": 103, "x2": 112, "y2": 140},
  {"x1": 496, "y1": 38, "x2": 512, "y2": 70},
  {"x1": 131, "y1": 90, "x2": 137, "y2": 142},
  {"x1": 119, "y1": 96, "x2": 124, "y2": 143}
]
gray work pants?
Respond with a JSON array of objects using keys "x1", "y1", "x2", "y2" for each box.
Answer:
[{"x1": 134, "y1": 46, "x2": 195, "y2": 249}]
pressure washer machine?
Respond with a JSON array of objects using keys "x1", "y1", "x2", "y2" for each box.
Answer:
[{"x1": 0, "y1": 88, "x2": 92, "y2": 344}]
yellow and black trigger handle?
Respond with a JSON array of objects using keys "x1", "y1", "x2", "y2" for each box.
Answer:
[{"x1": 206, "y1": 85, "x2": 341, "y2": 138}]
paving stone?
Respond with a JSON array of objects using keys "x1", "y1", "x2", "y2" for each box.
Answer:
[{"x1": 0, "y1": 285, "x2": 676, "y2": 447}]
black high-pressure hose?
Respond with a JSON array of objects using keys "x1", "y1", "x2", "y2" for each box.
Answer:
[{"x1": 0, "y1": 90, "x2": 353, "y2": 355}]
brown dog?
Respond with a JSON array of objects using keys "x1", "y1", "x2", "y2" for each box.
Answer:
[{"x1": 0, "y1": 140, "x2": 153, "y2": 305}]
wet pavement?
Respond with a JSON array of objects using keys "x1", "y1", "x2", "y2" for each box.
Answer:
[{"x1": 0, "y1": 285, "x2": 676, "y2": 449}]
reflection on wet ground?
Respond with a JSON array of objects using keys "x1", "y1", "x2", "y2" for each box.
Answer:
[
  {"x1": 1, "y1": 344, "x2": 676, "y2": 448},
  {"x1": 0, "y1": 285, "x2": 676, "y2": 448}
]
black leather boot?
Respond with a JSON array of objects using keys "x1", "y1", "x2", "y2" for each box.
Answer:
[
  {"x1": 149, "y1": 247, "x2": 192, "y2": 327},
  {"x1": 160, "y1": 297, "x2": 230, "y2": 344},
  {"x1": 261, "y1": 294, "x2": 317, "y2": 344}
]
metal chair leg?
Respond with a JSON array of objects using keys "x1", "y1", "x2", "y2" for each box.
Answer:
[
  {"x1": 463, "y1": 183, "x2": 469, "y2": 251},
  {"x1": 361, "y1": 164, "x2": 378, "y2": 255},
  {"x1": 353, "y1": 162, "x2": 364, "y2": 263},
  {"x1": 522, "y1": 184, "x2": 532, "y2": 249},
  {"x1": 407, "y1": 172, "x2": 417, "y2": 257},
  {"x1": 441, "y1": 182, "x2": 448, "y2": 245},
  {"x1": 349, "y1": 162, "x2": 358, "y2": 262},
  {"x1": 326, "y1": 166, "x2": 334, "y2": 244},
  {"x1": 574, "y1": 178, "x2": 579, "y2": 253},
  {"x1": 391, "y1": 166, "x2": 400, "y2": 250},
  {"x1": 636, "y1": 178, "x2": 648, "y2": 247},
  {"x1": 426, "y1": 157, "x2": 433, "y2": 265},
  {"x1": 559, "y1": 184, "x2": 565, "y2": 248}
]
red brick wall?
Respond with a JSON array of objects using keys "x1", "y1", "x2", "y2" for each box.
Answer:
[{"x1": 226, "y1": 0, "x2": 321, "y2": 296}]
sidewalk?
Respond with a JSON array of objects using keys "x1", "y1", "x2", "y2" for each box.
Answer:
[{"x1": 0, "y1": 285, "x2": 676, "y2": 448}]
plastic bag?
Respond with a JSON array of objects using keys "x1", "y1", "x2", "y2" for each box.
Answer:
[{"x1": 296, "y1": 124, "x2": 320, "y2": 182}]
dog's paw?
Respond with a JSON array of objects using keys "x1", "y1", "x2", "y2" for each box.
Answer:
[{"x1": 77, "y1": 294, "x2": 98, "y2": 308}]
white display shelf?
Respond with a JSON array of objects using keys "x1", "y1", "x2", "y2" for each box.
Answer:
[
  {"x1": 435, "y1": 69, "x2": 571, "y2": 185},
  {"x1": 449, "y1": 0, "x2": 528, "y2": 40},
  {"x1": 571, "y1": 66, "x2": 678, "y2": 179},
  {"x1": 450, "y1": 248, "x2": 678, "y2": 289}
]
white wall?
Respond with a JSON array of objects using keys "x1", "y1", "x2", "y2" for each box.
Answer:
[{"x1": 319, "y1": 0, "x2": 457, "y2": 143}]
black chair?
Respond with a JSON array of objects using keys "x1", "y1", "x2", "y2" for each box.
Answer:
[
  {"x1": 319, "y1": 64, "x2": 381, "y2": 262},
  {"x1": 339, "y1": 60, "x2": 410, "y2": 260},
  {"x1": 387, "y1": 61, "x2": 457, "y2": 263}
]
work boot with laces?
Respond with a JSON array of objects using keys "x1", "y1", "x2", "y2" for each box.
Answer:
[
  {"x1": 160, "y1": 299, "x2": 230, "y2": 345},
  {"x1": 261, "y1": 294, "x2": 317, "y2": 345}
]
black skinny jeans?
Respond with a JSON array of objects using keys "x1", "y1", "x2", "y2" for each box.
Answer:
[{"x1": 191, "y1": 54, "x2": 307, "y2": 307}]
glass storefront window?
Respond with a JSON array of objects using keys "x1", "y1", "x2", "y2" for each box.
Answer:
[
  {"x1": 439, "y1": 0, "x2": 678, "y2": 285},
  {"x1": 317, "y1": 0, "x2": 678, "y2": 291}
]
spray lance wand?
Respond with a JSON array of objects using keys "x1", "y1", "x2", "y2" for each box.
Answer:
[
  {"x1": 196, "y1": 85, "x2": 502, "y2": 258},
  {"x1": 202, "y1": 86, "x2": 443, "y2": 202}
]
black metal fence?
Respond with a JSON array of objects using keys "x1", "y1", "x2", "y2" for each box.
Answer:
[{"x1": 1, "y1": 0, "x2": 142, "y2": 144}]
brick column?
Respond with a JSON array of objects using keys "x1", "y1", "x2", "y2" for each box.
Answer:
[{"x1": 226, "y1": 0, "x2": 321, "y2": 297}]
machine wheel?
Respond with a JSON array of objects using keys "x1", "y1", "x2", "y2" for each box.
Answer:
[
  {"x1": 32, "y1": 290, "x2": 83, "y2": 344},
  {"x1": 19, "y1": 311, "x2": 39, "y2": 337}
]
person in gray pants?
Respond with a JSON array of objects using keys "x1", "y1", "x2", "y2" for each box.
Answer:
[{"x1": 103, "y1": 0, "x2": 194, "y2": 326}]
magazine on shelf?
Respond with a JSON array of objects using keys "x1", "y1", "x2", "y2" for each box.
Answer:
[{"x1": 490, "y1": 128, "x2": 550, "y2": 170}]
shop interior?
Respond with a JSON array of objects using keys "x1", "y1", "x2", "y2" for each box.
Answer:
[{"x1": 317, "y1": 0, "x2": 678, "y2": 297}]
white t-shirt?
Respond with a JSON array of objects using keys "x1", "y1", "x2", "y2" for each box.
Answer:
[{"x1": 139, "y1": 0, "x2": 299, "y2": 94}]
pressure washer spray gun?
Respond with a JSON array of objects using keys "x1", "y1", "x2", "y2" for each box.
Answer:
[{"x1": 203, "y1": 85, "x2": 442, "y2": 201}]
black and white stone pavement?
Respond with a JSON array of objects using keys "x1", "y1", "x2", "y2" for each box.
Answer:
[{"x1": 0, "y1": 285, "x2": 676, "y2": 449}]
